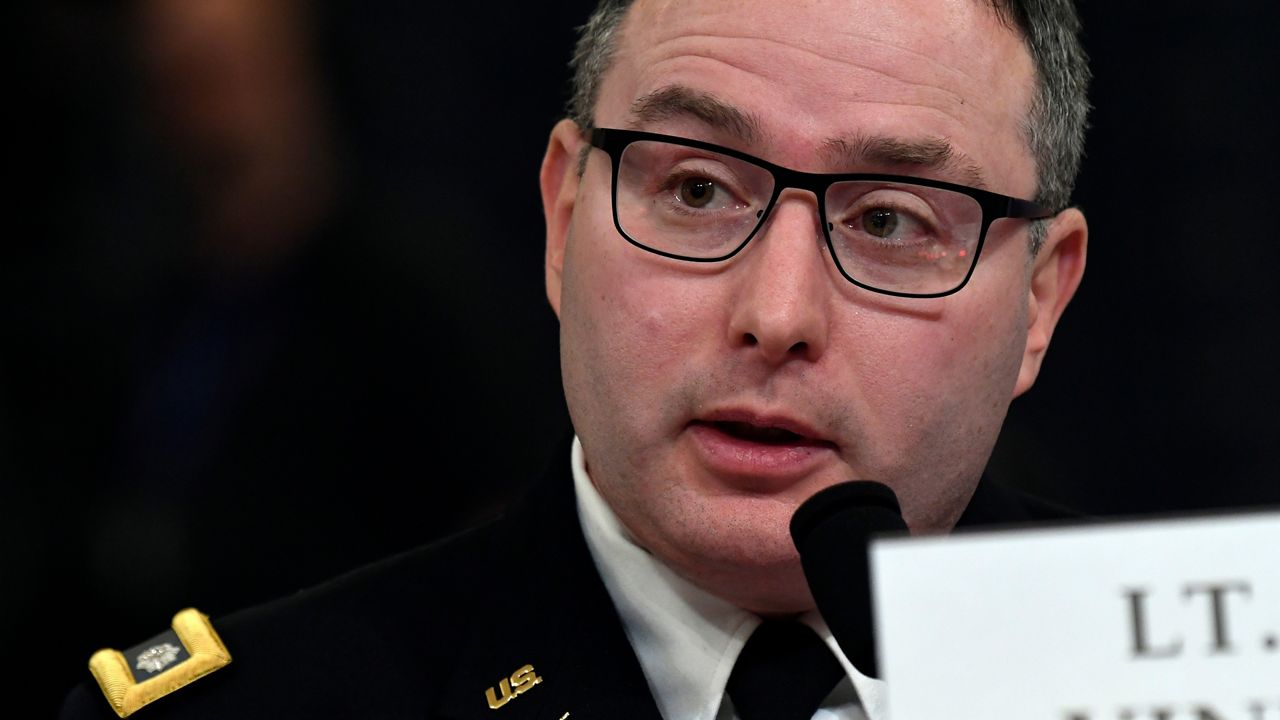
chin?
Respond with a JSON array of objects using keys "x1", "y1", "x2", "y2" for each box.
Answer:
[{"x1": 644, "y1": 497, "x2": 818, "y2": 613}]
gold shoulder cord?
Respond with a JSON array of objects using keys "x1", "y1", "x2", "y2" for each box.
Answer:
[{"x1": 88, "y1": 608, "x2": 232, "y2": 718}]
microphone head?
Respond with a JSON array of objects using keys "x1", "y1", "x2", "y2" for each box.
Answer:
[
  {"x1": 790, "y1": 480, "x2": 907, "y2": 679},
  {"x1": 790, "y1": 481, "x2": 902, "y2": 546}
]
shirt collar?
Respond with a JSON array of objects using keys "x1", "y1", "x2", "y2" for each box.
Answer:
[{"x1": 570, "y1": 436, "x2": 887, "y2": 720}]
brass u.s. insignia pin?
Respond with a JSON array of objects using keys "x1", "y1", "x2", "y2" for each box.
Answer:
[
  {"x1": 88, "y1": 608, "x2": 232, "y2": 718},
  {"x1": 485, "y1": 663, "x2": 542, "y2": 709}
]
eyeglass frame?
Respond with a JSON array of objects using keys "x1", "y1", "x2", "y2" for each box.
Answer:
[{"x1": 587, "y1": 127, "x2": 1058, "y2": 299}]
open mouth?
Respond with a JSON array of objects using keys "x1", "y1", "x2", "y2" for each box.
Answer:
[
  {"x1": 693, "y1": 419, "x2": 834, "y2": 449},
  {"x1": 687, "y1": 416, "x2": 836, "y2": 481},
  {"x1": 711, "y1": 420, "x2": 806, "y2": 445}
]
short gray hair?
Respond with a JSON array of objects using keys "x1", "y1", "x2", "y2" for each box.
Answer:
[{"x1": 565, "y1": 0, "x2": 1091, "y2": 254}]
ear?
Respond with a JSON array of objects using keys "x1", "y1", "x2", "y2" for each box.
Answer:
[
  {"x1": 540, "y1": 119, "x2": 585, "y2": 319},
  {"x1": 1013, "y1": 207, "x2": 1088, "y2": 397}
]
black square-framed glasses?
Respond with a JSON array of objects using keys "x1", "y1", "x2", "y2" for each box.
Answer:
[{"x1": 588, "y1": 127, "x2": 1057, "y2": 298}]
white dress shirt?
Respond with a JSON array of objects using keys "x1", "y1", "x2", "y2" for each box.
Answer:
[{"x1": 571, "y1": 437, "x2": 887, "y2": 720}]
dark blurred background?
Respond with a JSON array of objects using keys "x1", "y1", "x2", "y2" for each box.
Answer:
[{"x1": 6, "y1": 0, "x2": 1278, "y2": 715}]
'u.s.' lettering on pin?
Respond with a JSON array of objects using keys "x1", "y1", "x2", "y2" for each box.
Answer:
[{"x1": 485, "y1": 663, "x2": 542, "y2": 709}]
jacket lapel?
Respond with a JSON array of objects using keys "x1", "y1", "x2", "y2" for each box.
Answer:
[{"x1": 434, "y1": 450, "x2": 664, "y2": 720}]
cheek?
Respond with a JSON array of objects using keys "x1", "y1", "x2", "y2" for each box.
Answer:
[
  {"x1": 949, "y1": 297, "x2": 1028, "y2": 416},
  {"x1": 831, "y1": 298, "x2": 1026, "y2": 531},
  {"x1": 918, "y1": 250, "x2": 1031, "y2": 402},
  {"x1": 559, "y1": 214, "x2": 723, "y2": 438},
  {"x1": 838, "y1": 271, "x2": 1029, "y2": 463}
]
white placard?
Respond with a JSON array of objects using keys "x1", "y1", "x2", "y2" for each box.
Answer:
[{"x1": 871, "y1": 511, "x2": 1280, "y2": 720}]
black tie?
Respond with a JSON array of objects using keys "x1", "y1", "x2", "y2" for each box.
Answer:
[{"x1": 726, "y1": 620, "x2": 847, "y2": 720}]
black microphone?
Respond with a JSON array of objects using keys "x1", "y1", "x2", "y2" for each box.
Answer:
[{"x1": 789, "y1": 481, "x2": 907, "y2": 679}]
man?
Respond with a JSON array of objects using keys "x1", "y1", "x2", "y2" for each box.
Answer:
[{"x1": 61, "y1": 0, "x2": 1088, "y2": 717}]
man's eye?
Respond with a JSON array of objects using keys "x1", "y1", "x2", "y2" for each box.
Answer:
[
  {"x1": 678, "y1": 177, "x2": 719, "y2": 208},
  {"x1": 851, "y1": 205, "x2": 932, "y2": 241},
  {"x1": 862, "y1": 208, "x2": 900, "y2": 237}
]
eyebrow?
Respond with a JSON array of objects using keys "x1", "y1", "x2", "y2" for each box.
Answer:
[
  {"x1": 626, "y1": 84, "x2": 987, "y2": 187},
  {"x1": 628, "y1": 85, "x2": 762, "y2": 145},
  {"x1": 822, "y1": 135, "x2": 988, "y2": 188}
]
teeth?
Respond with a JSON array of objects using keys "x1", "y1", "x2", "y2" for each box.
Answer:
[{"x1": 717, "y1": 421, "x2": 803, "y2": 444}]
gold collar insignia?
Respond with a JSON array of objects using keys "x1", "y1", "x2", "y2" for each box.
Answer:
[{"x1": 88, "y1": 608, "x2": 232, "y2": 718}]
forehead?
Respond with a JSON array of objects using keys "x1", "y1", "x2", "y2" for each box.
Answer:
[{"x1": 597, "y1": 0, "x2": 1037, "y2": 189}]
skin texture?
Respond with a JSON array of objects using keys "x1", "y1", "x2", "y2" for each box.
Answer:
[{"x1": 540, "y1": 0, "x2": 1087, "y2": 614}]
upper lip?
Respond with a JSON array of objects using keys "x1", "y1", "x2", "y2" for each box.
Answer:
[{"x1": 694, "y1": 407, "x2": 834, "y2": 446}]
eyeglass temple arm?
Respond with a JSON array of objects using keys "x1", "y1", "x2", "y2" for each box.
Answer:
[{"x1": 1005, "y1": 197, "x2": 1058, "y2": 220}]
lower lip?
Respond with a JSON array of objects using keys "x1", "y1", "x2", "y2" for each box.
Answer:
[{"x1": 686, "y1": 422, "x2": 836, "y2": 491}]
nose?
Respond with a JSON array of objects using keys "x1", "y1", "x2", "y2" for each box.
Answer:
[{"x1": 727, "y1": 191, "x2": 831, "y2": 365}]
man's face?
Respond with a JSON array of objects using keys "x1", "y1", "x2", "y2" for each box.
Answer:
[{"x1": 542, "y1": 0, "x2": 1085, "y2": 613}]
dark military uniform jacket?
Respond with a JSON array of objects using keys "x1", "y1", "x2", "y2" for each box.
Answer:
[{"x1": 61, "y1": 453, "x2": 1075, "y2": 719}]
